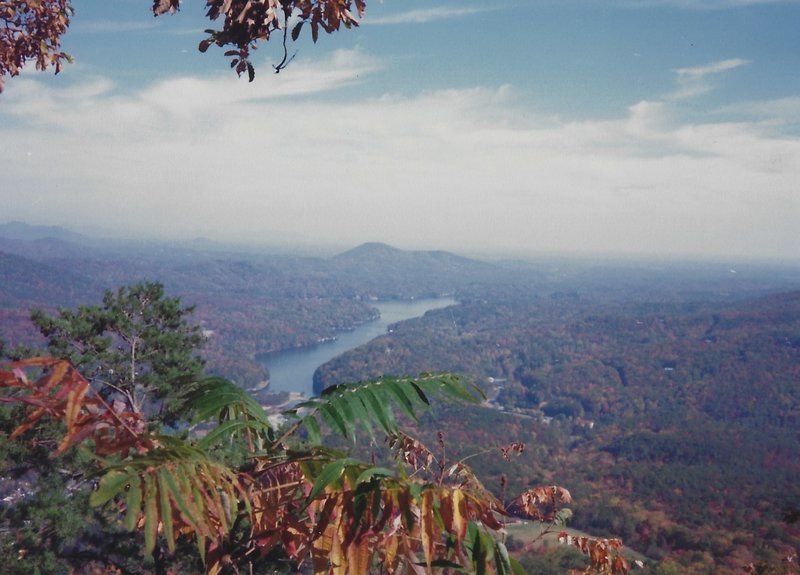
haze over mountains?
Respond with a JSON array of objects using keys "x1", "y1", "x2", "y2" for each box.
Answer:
[
  {"x1": 3, "y1": 220, "x2": 800, "y2": 316},
  {"x1": 0, "y1": 222, "x2": 508, "y2": 384}
]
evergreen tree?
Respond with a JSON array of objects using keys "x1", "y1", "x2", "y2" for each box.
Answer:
[{"x1": 31, "y1": 281, "x2": 205, "y2": 422}]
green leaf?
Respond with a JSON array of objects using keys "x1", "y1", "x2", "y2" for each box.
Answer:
[
  {"x1": 297, "y1": 375, "x2": 483, "y2": 443},
  {"x1": 197, "y1": 534, "x2": 207, "y2": 565},
  {"x1": 494, "y1": 541, "x2": 512, "y2": 575},
  {"x1": 293, "y1": 400, "x2": 320, "y2": 410},
  {"x1": 385, "y1": 379, "x2": 421, "y2": 421},
  {"x1": 409, "y1": 380, "x2": 430, "y2": 405},
  {"x1": 188, "y1": 473, "x2": 208, "y2": 530},
  {"x1": 144, "y1": 473, "x2": 158, "y2": 555},
  {"x1": 303, "y1": 414, "x2": 321, "y2": 444},
  {"x1": 158, "y1": 468, "x2": 176, "y2": 552},
  {"x1": 554, "y1": 507, "x2": 573, "y2": 527},
  {"x1": 329, "y1": 393, "x2": 357, "y2": 442},
  {"x1": 320, "y1": 382, "x2": 346, "y2": 397},
  {"x1": 304, "y1": 458, "x2": 359, "y2": 508},
  {"x1": 184, "y1": 377, "x2": 271, "y2": 427},
  {"x1": 198, "y1": 419, "x2": 270, "y2": 449},
  {"x1": 355, "y1": 467, "x2": 394, "y2": 485},
  {"x1": 351, "y1": 482, "x2": 371, "y2": 532},
  {"x1": 509, "y1": 556, "x2": 528, "y2": 575},
  {"x1": 90, "y1": 469, "x2": 131, "y2": 507},
  {"x1": 124, "y1": 475, "x2": 143, "y2": 531},
  {"x1": 346, "y1": 388, "x2": 377, "y2": 442},
  {"x1": 319, "y1": 402, "x2": 348, "y2": 437},
  {"x1": 371, "y1": 485, "x2": 383, "y2": 523},
  {"x1": 465, "y1": 521, "x2": 480, "y2": 557},
  {"x1": 471, "y1": 525, "x2": 487, "y2": 575},
  {"x1": 360, "y1": 385, "x2": 395, "y2": 433},
  {"x1": 166, "y1": 465, "x2": 201, "y2": 529},
  {"x1": 414, "y1": 559, "x2": 467, "y2": 570},
  {"x1": 431, "y1": 374, "x2": 484, "y2": 403}
]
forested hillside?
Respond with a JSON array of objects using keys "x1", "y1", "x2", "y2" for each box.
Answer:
[
  {"x1": 315, "y1": 285, "x2": 800, "y2": 574},
  {"x1": 1, "y1": 229, "x2": 799, "y2": 573}
]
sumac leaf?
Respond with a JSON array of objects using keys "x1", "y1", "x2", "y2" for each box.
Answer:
[
  {"x1": 303, "y1": 415, "x2": 321, "y2": 444},
  {"x1": 354, "y1": 467, "x2": 393, "y2": 485},
  {"x1": 304, "y1": 458, "x2": 358, "y2": 508}
]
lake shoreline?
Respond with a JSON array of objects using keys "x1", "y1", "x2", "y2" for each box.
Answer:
[{"x1": 252, "y1": 298, "x2": 458, "y2": 398}]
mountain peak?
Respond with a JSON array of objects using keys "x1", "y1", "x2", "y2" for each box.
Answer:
[
  {"x1": 334, "y1": 242, "x2": 404, "y2": 260},
  {"x1": 331, "y1": 242, "x2": 492, "y2": 274}
]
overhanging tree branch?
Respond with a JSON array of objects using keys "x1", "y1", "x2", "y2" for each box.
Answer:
[{"x1": 0, "y1": 0, "x2": 366, "y2": 92}]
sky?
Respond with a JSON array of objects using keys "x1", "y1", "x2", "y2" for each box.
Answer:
[{"x1": 1, "y1": 0, "x2": 799, "y2": 262}]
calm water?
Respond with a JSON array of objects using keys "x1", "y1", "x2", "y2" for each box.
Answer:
[{"x1": 254, "y1": 298, "x2": 457, "y2": 397}]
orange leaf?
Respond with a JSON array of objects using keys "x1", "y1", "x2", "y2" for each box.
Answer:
[
  {"x1": 441, "y1": 487, "x2": 467, "y2": 540},
  {"x1": 345, "y1": 536, "x2": 371, "y2": 575},
  {"x1": 420, "y1": 489, "x2": 435, "y2": 571}
]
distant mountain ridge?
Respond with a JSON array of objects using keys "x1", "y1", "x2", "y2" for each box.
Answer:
[{"x1": 0, "y1": 221, "x2": 88, "y2": 243}]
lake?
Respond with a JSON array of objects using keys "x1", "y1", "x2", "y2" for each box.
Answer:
[{"x1": 254, "y1": 298, "x2": 457, "y2": 397}]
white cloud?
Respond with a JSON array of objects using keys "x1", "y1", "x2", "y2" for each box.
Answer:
[
  {"x1": 618, "y1": 0, "x2": 799, "y2": 8},
  {"x1": 1, "y1": 52, "x2": 798, "y2": 261},
  {"x1": 72, "y1": 19, "x2": 162, "y2": 34},
  {"x1": 674, "y1": 59, "x2": 750, "y2": 80},
  {"x1": 2, "y1": 49, "x2": 380, "y2": 130},
  {"x1": 136, "y1": 49, "x2": 380, "y2": 117},
  {"x1": 668, "y1": 58, "x2": 750, "y2": 100},
  {"x1": 717, "y1": 96, "x2": 800, "y2": 124},
  {"x1": 366, "y1": 7, "x2": 490, "y2": 25}
]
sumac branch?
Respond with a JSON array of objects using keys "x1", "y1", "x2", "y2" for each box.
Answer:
[{"x1": 0, "y1": 358, "x2": 637, "y2": 574}]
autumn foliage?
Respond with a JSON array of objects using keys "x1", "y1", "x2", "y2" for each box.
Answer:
[
  {"x1": 0, "y1": 357, "x2": 635, "y2": 574},
  {"x1": 0, "y1": 0, "x2": 72, "y2": 93},
  {"x1": 0, "y1": 0, "x2": 367, "y2": 92},
  {"x1": 186, "y1": 0, "x2": 366, "y2": 77}
]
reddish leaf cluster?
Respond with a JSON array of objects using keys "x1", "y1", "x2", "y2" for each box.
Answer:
[
  {"x1": 0, "y1": 0, "x2": 72, "y2": 93},
  {"x1": 387, "y1": 431, "x2": 436, "y2": 472},
  {"x1": 500, "y1": 441, "x2": 525, "y2": 461},
  {"x1": 1, "y1": 0, "x2": 365, "y2": 91},
  {"x1": 507, "y1": 485, "x2": 573, "y2": 522},
  {"x1": 558, "y1": 534, "x2": 634, "y2": 575},
  {"x1": 179, "y1": 0, "x2": 366, "y2": 78},
  {"x1": 0, "y1": 357, "x2": 146, "y2": 456},
  {"x1": 0, "y1": 359, "x2": 637, "y2": 575}
]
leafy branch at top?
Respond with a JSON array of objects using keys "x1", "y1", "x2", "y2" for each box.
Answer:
[
  {"x1": 0, "y1": 0, "x2": 368, "y2": 92},
  {"x1": 190, "y1": 0, "x2": 366, "y2": 80},
  {"x1": 0, "y1": 0, "x2": 72, "y2": 93}
]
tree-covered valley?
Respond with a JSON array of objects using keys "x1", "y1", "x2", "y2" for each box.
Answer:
[
  {"x1": 316, "y1": 287, "x2": 800, "y2": 573},
  {"x1": 1, "y1": 223, "x2": 799, "y2": 574}
]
